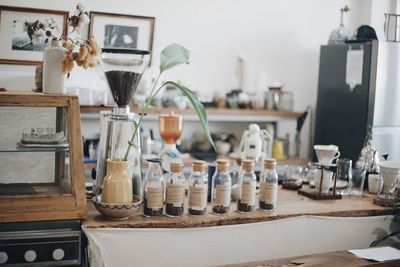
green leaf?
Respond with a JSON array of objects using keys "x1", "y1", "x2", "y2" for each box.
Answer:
[
  {"x1": 162, "y1": 81, "x2": 215, "y2": 151},
  {"x1": 160, "y1": 44, "x2": 190, "y2": 73}
]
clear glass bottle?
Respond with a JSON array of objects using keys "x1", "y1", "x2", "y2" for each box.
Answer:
[
  {"x1": 212, "y1": 159, "x2": 232, "y2": 215},
  {"x1": 237, "y1": 160, "x2": 256, "y2": 213},
  {"x1": 165, "y1": 162, "x2": 185, "y2": 217},
  {"x1": 143, "y1": 158, "x2": 164, "y2": 217},
  {"x1": 259, "y1": 158, "x2": 278, "y2": 211},
  {"x1": 188, "y1": 160, "x2": 208, "y2": 216}
]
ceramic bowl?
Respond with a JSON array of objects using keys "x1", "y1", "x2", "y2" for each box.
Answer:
[
  {"x1": 92, "y1": 195, "x2": 142, "y2": 220},
  {"x1": 216, "y1": 141, "x2": 231, "y2": 155}
]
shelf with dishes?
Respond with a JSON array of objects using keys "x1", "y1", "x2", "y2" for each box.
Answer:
[{"x1": 80, "y1": 106, "x2": 302, "y2": 122}]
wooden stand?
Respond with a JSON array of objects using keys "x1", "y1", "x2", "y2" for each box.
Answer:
[
  {"x1": 0, "y1": 91, "x2": 86, "y2": 222},
  {"x1": 298, "y1": 188, "x2": 342, "y2": 200},
  {"x1": 373, "y1": 195, "x2": 397, "y2": 207},
  {"x1": 298, "y1": 165, "x2": 342, "y2": 200}
]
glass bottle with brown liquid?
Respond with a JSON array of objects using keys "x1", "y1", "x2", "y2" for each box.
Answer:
[
  {"x1": 211, "y1": 159, "x2": 232, "y2": 215},
  {"x1": 143, "y1": 158, "x2": 164, "y2": 217},
  {"x1": 165, "y1": 162, "x2": 185, "y2": 217},
  {"x1": 259, "y1": 158, "x2": 278, "y2": 211},
  {"x1": 188, "y1": 160, "x2": 208, "y2": 216},
  {"x1": 237, "y1": 160, "x2": 256, "y2": 213}
]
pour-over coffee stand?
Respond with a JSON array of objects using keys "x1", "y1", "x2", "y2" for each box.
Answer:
[{"x1": 298, "y1": 164, "x2": 342, "y2": 200}]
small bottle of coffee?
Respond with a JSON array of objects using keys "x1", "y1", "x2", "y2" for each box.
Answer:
[
  {"x1": 143, "y1": 158, "x2": 164, "y2": 217},
  {"x1": 259, "y1": 158, "x2": 278, "y2": 211},
  {"x1": 237, "y1": 159, "x2": 256, "y2": 213},
  {"x1": 165, "y1": 162, "x2": 185, "y2": 217},
  {"x1": 188, "y1": 160, "x2": 208, "y2": 216},
  {"x1": 211, "y1": 159, "x2": 232, "y2": 215}
]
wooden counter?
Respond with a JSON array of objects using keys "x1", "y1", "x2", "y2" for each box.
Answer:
[
  {"x1": 83, "y1": 188, "x2": 400, "y2": 229},
  {"x1": 218, "y1": 250, "x2": 400, "y2": 267}
]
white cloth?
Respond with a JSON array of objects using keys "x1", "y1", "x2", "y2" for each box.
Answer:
[{"x1": 83, "y1": 215, "x2": 394, "y2": 267}]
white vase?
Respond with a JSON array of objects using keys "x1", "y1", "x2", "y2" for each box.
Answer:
[{"x1": 42, "y1": 39, "x2": 67, "y2": 94}]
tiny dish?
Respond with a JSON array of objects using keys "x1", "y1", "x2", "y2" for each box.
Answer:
[{"x1": 92, "y1": 194, "x2": 142, "y2": 220}]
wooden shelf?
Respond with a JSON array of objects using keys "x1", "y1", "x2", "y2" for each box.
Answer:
[
  {"x1": 83, "y1": 188, "x2": 399, "y2": 229},
  {"x1": 80, "y1": 106, "x2": 302, "y2": 122}
]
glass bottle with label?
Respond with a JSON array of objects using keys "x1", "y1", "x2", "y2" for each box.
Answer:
[
  {"x1": 143, "y1": 158, "x2": 164, "y2": 217},
  {"x1": 259, "y1": 158, "x2": 278, "y2": 211},
  {"x1": 165, "y1": 162, "x2": 185, "y2": 217},
  {"x1": 212, "y1": 159, "x2": 232, "y2": 215},
  {"x1": 237, "y1": 160, "x2": 257, "y2": 213},
  {"x1": 188, "y1": 160, "x2": 208, "y2": 216}
]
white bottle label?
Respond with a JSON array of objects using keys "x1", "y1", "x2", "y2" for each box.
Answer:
[
  {"x1": 166, "y1": 183, "x2": 185, "y2": 207},
  {"x1": 240, "y1": 181, "x2": 256, "y2": 205},
  {"x1": 189, "y1": 184, "x2": 207, "y2": 210},
  {"x1": 146, "y1": 186, "x2": 164, "y2": 209},
  {"x1": 259, "y1": 181, "x2": 278, "y2": 204},
  {"x1": 215, "y1": 183, "x2": 231, "y2": 207}
]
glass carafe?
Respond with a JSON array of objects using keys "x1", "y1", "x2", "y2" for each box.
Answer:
[{"x1": 95, "y1": 49, "x2": 151, "y2": 198}]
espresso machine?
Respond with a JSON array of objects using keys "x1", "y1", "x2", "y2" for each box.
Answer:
[{"x1": 95, "y1": 49, "x2": 150, "y2": 197}]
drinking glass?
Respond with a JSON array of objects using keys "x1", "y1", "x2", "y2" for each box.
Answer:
[
  {"x1": 336, "y1": 158, "x2": 352, "y2": 195},
  {"x1": 350, "y1": 168, "x2": 367, "y2": 196}
]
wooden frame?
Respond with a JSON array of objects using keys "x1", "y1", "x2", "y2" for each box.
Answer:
[
  {"x1": 0, "y1": 91, "x2": 86, "y2": 222},
  {"x1": 89, "y1": 11, "x2": 155, "y2": 55},
  {"x1": 0, "y1": 6, "x2": 68, "y2": 65}
]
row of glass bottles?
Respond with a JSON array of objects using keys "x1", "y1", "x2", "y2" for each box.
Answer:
[{"x1": 142, "y1": 158, "x2": 279, "y2": 217}]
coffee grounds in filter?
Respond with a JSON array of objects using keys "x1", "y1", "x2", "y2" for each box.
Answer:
[{"x1": 105, "y1": 70, "x2": 142, "y2": 107}]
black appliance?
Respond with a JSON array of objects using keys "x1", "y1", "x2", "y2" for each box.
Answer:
[
  {"x1": 314, "y1": 40, "x2": 400, "y2": 163},
  {"x1": 0, "y1": 220, "x2": 82, "y2": 266}
]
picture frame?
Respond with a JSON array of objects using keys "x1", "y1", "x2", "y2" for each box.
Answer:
[
  {"x1": 0, "y1": 6, "x2": 68, "y2": 65},
  {"x1": 89, "y1": 11, "x2": 155, "y2": 58}
]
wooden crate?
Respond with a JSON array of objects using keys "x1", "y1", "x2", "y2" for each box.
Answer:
[{"x1": 0, "y1": 91, "x2": 86, "y2": 222}]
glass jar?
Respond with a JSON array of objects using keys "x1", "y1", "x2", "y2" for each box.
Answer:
[
  {"x1": 143, "y1": 158, "x2": 164, "y2": 217},
  {"x1": 165, "y1": 162, "x2": 185, "y2": 217},
  {"x1": 211, "y1": 159, "x2": 232, "y2": 215},
  {"x1": 259, "y1": 158, "x2": 278, "y2": 211},
  {"x1": 237, "y1": 160, "x2": 256, "y2": 213},
  {"x1": 188, "y1": 160, "x2": 208, "y2": 216}
]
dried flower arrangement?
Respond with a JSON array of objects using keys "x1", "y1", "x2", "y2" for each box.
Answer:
[{"x1": 23, "y1": 3, "x2": 100, "y2": 74}]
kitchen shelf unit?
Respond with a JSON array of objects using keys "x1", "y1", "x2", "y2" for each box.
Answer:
[
  {"x1": 80, "y1": 106, "x2": 302, "y2": 122},
  {"x1": 0, "y1": 91, "x2": 86, "y2": 222}
]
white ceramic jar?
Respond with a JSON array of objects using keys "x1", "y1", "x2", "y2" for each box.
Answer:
[{"x1": 42, "y1": 39, "x2": 67, "y2": 94}]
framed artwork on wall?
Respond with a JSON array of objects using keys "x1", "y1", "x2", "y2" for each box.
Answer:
[
  {"x1": 89, "y1": 11, "x2": 155, "y2": 55},
  {"x1": 0, "y1": 6, "x2": 68, "y2": 65}
]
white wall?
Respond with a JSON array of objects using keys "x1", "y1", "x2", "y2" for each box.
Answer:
[{"x1": 0, "y1": 0, "x2": 396, "y2": 157}]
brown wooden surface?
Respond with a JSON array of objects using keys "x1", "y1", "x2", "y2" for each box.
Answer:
[
  {"x1": 218, "y1": 250, "x2": 400, "y2": 267},
  {"x1": 80, "y1": 105, "x2": 302, "y2": 118},
  {"x1": 83, "y1": 188, "x2": 400, "y2": 229},
  {"x1": 0, "y1": 91, "x2": 86, "y2": 222}
]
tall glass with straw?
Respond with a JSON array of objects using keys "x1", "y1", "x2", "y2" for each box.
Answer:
[{"x1": 95, "y1": 49, "x2": 150, "y2": 198}]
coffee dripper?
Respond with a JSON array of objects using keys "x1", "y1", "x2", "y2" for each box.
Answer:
[
  {"x1": 377, "y1": 161, "x2": 400, "y2": 201},
  {"x1": 95, "y1": 49, "x2": 150, "y2": 197},
  {"x1": 159, "y1": 111, "x2": 183, "y2": 172}
]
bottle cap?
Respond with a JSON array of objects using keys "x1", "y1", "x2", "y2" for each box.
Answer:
[
  {"x1": 216, "y1": 159, "x2": 230, "y2": 171},
  {"x1": 193, "y1": 160, "x2": 206, "y2": 172},
  {"x1": 264, "y1": 158, "x2": 277, "y2": 170},
  {"x1": 242, "y1": 159, "x2": 254, "y2": 172},
  {"x1": 170, "y1": 162, "x2": 183, "y2": 173}
]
